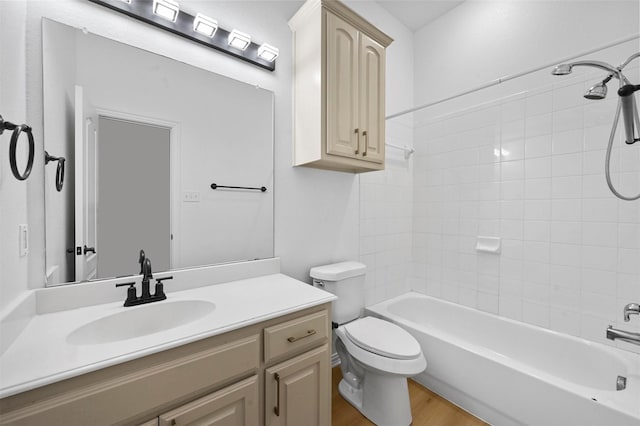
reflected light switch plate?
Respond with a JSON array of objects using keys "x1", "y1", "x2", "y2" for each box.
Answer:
[{"x1": 183, "y1": 191, "x2": 201, "y2": 202}]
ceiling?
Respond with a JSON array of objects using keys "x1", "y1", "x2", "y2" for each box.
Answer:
[{"x1": 376, "y1": 0, "x2": 464, "y2": 32}]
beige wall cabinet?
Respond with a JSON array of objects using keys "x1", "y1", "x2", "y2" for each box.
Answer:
[
  {"x1": 289, "y1": 0, "x2": 393, "y2": 173},
  {"x1": 0, "y1": 304, "x2": 331, "y2": 426}
]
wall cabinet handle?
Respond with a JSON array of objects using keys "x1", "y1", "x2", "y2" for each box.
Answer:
[
  {"x1": 274, "y1": 373, "x2": 281, "y2": 416},
  {"x1": 362, "y1": 130, "x2": 368, "y2": 156},
  {"x1": 287, "y1": 329, "x2": 316, "y2": 342},
  {"x1": 354, "y1": 128, "x2": 360, "y2": 154}
]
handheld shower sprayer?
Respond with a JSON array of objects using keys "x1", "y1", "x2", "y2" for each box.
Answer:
[
  {"x1": 551, "y1": 52, "x2": 640, "y2": 201},
  {"x1": 618, "y1": 83, "x2": 640, "y2": 144}
]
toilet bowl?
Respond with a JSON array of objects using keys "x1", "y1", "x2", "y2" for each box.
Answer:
[{"x1": 310, "y1": 262, "x2": 427, "y2": 426}]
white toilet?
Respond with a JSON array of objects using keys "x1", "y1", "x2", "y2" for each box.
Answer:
[{"x1": 310, "y1": 261, "x2": 426, "y2": 426}]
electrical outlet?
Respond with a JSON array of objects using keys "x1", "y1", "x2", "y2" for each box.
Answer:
[
  {"x1": 182, "y1": 191, "x2": 201, "y2": 202},
  {"x1": 18, "y1": 224, "x2": 29, "y2": 257}
]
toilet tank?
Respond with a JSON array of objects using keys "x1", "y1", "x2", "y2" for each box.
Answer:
[{"x1": 310, "y1": 261, "x2": 366, "y2": 324}]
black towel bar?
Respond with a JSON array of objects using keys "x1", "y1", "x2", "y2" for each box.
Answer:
[{"x1": 210, "y1": 183, "x2": 267, "y2": 192}]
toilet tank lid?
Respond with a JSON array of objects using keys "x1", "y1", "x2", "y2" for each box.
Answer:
[{"x1": 310, "y1": 261, "x2": 366, "y2": 281}]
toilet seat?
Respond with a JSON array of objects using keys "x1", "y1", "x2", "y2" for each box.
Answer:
[
  {"x1": 335, "y1": 318, "x2": 427, "y2": 376},
  {"x1": 344, "y1": 317, "x2": 421, "y2": 360}
]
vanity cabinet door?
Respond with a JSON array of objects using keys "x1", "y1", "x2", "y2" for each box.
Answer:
[
  {"x1": 158, "y1": 375, "x2": 259, "y2": 426},
  {"x1": 265, "y1": 344, "x2": 330, "y2": 426}
]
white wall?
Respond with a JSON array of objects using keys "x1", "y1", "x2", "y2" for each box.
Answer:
[
  {"x1": 0, "y1": 2, "x2": 45, "y2": 313},
  {"x1": 410, "y1": 0, "x2": 640, "y2": 353}
]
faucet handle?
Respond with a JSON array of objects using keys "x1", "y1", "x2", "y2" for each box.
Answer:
[
  {"x1": 153, "y1": 276, "x2": 172, "y2": 300},
  {"x1": 115, "y1": 281, "x2": 137, "y2": 306},
  {"x1": 623, "y1": 303, "x2": 640, "y2": 322}
]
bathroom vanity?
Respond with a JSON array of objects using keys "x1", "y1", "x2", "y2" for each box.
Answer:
[{"x1": 0, "y1": 260, "x2": 335, "y2": 426}]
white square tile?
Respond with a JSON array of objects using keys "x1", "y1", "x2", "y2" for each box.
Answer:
[
  {"x1": 551, "y1": 199, "x2": 582, "y2": 221},
  {"x1": 525, "y1": 157, "x2": 552, "y2": 179},
  {"x1": 524, "y1": 200, "x2": 551, "y2": 220},
  {"x1": 552, "y1": 176, "x2": 582, "y2": 199},
  {"x1": 524, "y1": 240, "x2": 550, "y2": 263},
  {"x1": 553, "y1": 108, "x2": 584, "y2": 133},
  {"x1": 552, "y1": 153, "x2": 583, "y2": 177},
  {"x1": 501, "y1": 180, "x2": 525, "y2": 200},
  {"x1": 581, "y1": 245, "x2": 618, "y2": 271},
  {"x1": 524, "y1": 220, "x2": 550, "y2": 242},
  {"x1": 618, "y1": 223, "x2": 640, "y2": 249},
  {"x1": 526, "y1": 91, "x2": 552, "y2": 117},
  {"x1": 525, "y1": 178, "x2": 552, "y2": 199},
  {"x1": 525, "y1": 134, "x2": 552, "y2": 158},
  {"x1": 582, "y1": 198, "x2": 618, "y2": 222},
  {"x1": 551, "y1": 221, "x2": 582, "y2": 244},
  {"x1": 526, "y1": 113, "x2": 552, "y2": 138},
  {"x1": 550, "y1": 242, "x2": 582, "y2": 267},
  {"x1": 501, "y1": 140, "x2": 525, "y2": 161},
  {"x1": 582, "y1": 222, "x2": 618, "y2": 247},
  {"x1": 499, "y1": 295, "x2": 523, "y2": 320},
  {"x1": 501, "y1": 160, "x2": 524, "y2": 181},
  {"x1": 552, "y1": 129, "x2": 584, "y2": 155},
  {"x1": 522, "y1": 300, "x2": 550, "y2": 327}
]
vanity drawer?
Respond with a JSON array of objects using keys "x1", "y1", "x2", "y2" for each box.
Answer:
[{"x1": 264, "y1": 311, "x2": 329, "y2": 363}]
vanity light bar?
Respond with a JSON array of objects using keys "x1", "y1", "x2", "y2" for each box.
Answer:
[{"x1": 88, "y1": 0, "x2": 277, "y2": 71}]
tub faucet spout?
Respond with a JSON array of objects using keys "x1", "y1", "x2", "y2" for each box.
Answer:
[
  {"x1": 623, "y1": 302, "x2": 640, "y2": 321},
  {"x1": 606, "y1": 325, "x2": 640, "y2": 346}
]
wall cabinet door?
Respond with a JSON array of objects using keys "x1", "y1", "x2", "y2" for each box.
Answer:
[
  {"x1": 158, "y1": 376, "x2": 259, "y2": 426},
  {"x1": 358, "y1": 33, "x2": 385, "y2": 164},
  {"x1": 265, "y1": 345, "x2": 330, "y2": 426},
  {"x1": 326, "y1": 12, "x2": 360, "y2": 160}
]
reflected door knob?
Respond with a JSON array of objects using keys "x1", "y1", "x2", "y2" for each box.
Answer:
[{"x1": 83, "y1": 245, "x2": 96, "y2": 255}]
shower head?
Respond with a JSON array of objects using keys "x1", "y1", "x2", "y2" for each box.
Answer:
[
  {"x1": 551, "y1": 60, "x2": 619, "y2": 77},
  {"x1": 584, "y1": 74, "x2": 613, "y2": 100},
  {"x1": 584, "y1": 82, "x2": 607, "y2": 99},
  {"x1": 552, "y1": 64, "x2": 572, "y2": 75}
]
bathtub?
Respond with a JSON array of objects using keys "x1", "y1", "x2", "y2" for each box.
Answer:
[{"x1": 366, "y1": 292, "x2": 640, "y2": 426}]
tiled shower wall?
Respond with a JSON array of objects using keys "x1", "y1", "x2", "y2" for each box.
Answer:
[
  {"x1": 359, "y1": 116, "x2": 414, "y2": 307},
  {"x1": 409, "y1": 63, "x2": 640, "y2": 353}
]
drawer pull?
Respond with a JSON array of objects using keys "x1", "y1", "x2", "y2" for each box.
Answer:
[
  {"x1": 287, "y1": 329, "x2": 316, "y2": 343},
  {"x1": 355, "y1": 128, "x2": 360, "y2": 154},
  {"x1": 274, "y1": 373, "x2": 281, "y2": 416},
  {"x1": 362, "y1": 130, "x2": 368, "y2": 156}
]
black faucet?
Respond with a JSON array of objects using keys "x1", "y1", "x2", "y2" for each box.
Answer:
[{"x1": 115, "y1": 252, "x2": 172, "y2": 307}]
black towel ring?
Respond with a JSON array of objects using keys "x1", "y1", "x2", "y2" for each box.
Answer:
[
  {"x1": 1, "y1": 115, "x2": 35, "y2": 181},
  {"x1": 45, "y1": 151, "x2": 66, "y2": 192}
]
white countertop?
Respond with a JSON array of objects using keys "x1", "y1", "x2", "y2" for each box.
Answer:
[{"x1": 0, "y1": 273, "x2": 335, "y2": 398}]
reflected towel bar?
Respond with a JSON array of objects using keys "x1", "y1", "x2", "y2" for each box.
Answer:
[{"x1": 210, "y1": 183, "x2": 267, "y2": 192}]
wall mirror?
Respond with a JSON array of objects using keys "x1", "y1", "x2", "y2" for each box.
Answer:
[{"x1": 43, "y1": 18, "x2": 274, "y2": 286}]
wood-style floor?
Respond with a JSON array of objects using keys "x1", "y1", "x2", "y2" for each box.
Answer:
[{"x1": 331, "y1": 367, "x2": 488, "y2": 426}]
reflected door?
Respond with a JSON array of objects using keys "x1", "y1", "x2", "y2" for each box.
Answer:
[
  {"x1": 74, "y1": 85, "x2": 98, "y2": 281},
  {"x1": 97, "y1": 116, "x2": 171, "y2": 278}
]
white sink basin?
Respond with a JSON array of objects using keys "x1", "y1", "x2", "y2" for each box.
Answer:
[{"x1": 67, "y1": 300, "x2": 215, "y2": 345}]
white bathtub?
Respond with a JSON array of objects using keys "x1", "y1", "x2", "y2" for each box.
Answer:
[{"x1": 366, "y1": 292, "x2": 640, "y2": 426}]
